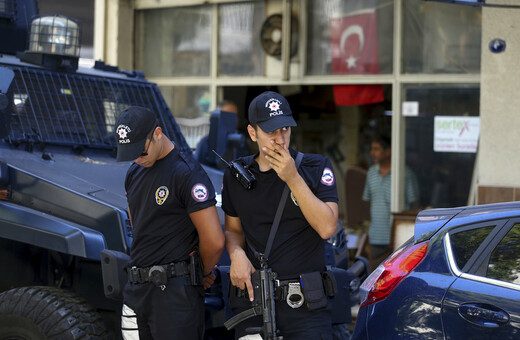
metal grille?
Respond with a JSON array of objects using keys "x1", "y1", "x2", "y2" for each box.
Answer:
[
  {"x1": 0, "y1": 0, "x2": 16, "y2": 21},
  {"x1": 7, "y1": 66, "x2": 191, "y2": 154}
]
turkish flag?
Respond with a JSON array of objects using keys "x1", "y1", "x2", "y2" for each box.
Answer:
[
  {"x1": 333, "y1": 84, "x2": 384, "y2": 106},
  {"x1": 330, "y1": 11, "x2": 384, "y2": 105}
]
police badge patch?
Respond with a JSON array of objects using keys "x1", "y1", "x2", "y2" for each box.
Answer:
[
  {"x1": 191, "y1": 183, "x2": 209, "y2": 202},
  {"x1": 320, "y1": 167, "x2": 335, "y2": 186},
  {"x1": 116, "y1": 124, "x2": 131, "y2": 145},
  {"x1": 155, "y1": 186, "x2": 169, "y2": 205}
]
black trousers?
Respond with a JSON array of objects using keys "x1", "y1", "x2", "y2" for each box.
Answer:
[
  {"x1": 123, "y1": 276, "x2": 204, "y2": 340},
  {"x1": 229, "y1": 293, "x2": 333, "y2": 340}
]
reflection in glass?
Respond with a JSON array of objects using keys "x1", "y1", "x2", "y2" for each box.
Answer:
[
  {"x1": 404, "y1": 85, "x2": 479, "y2": 208},
  {"x1": 306, "y1": 0, "x2": 393, "y2": 75},
  {"x1": 402, "y1": 0, "x2": 481, "y2": 74},
  {"x1": 450, "y1": 226, "x2": 494, "y2": 271},
  {"x1": 140, "y1": 6, "x2": 211, "y2": 77},
  {"x1": 487, "y1": 224, "x2": 520, "y2": 284},
  {"x1": 159, "y1": 86, "x2": 211, "y2": 119},
  {"x1": 219, "y1": 3, "x2": 265, "y2": 76}
]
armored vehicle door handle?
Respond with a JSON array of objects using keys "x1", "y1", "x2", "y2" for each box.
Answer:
[{"x1": 458, "y1": 303, "x2": 510, "y2": 328}]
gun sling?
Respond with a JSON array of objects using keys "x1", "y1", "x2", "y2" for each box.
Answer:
[{"x1": 252, "y1": 151, "x2": 304, "y2": 261}]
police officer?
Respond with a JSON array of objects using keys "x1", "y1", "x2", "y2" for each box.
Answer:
[
  {"x1": 115, "y1": 106, "x2": 225, "y2": 340},
  {"x1": 222, "y1": 91, "x2": 339, "y2": 339}
]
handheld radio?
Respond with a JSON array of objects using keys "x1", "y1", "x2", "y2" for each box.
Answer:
[{"x1": 212, "y1": 150, "x2": 256, "y2": 190}]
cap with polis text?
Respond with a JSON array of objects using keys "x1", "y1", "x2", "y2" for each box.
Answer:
[
  {"x1": 115, "y1": 106, "x2": 157, "y2": 162},
  {"x1": 248, "y1": 91, "x2": 297, "y2": 133}
]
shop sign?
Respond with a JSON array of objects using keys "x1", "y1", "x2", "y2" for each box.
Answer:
[
  {"x1": 434, "y1": 116, "x2": 480, "y2": 153},
  {"x1": 402, "y1": 101, "x2": 419, "y2": 117}
]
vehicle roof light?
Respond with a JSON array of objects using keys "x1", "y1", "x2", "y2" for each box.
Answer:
[
  {"x1": 359, "y1": 241, "x2": 429, "y2": 308},
  {"x1": 28, "y1": 15, "x2": 80, "y2": 57}
]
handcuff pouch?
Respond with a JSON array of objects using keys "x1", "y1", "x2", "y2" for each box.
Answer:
[{"x1": 300, "y1": 271, "x2": 327, "y2": 311}]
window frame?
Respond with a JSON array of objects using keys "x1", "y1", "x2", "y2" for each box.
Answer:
[
  {"x1": 446, "y1": 220, "x2": 505, "y2": 272},
  {"x1": 132, "y1": 0, "x2": 482, "y2": 212},
  {"x1": 474, "y1": 220, "x2": 520, "y2": 283},
  {"x1": 445, "y1": 218, "x2": 520, "y2": 291}
]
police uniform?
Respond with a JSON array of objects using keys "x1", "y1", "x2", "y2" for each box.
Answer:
[
  {"x1": 123, "y1": 146, "x2": 216, "y2": 340},
  {"x1": 222, "y1": 148, "x2": 338, "y2": 340}
]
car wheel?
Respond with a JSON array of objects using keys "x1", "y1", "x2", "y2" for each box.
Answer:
[{"x1": 0, "y1": 286, "x2": 112, "y2": 340}]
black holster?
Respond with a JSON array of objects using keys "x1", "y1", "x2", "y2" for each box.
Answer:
[
  {"x1": 189, "y1": 250, "x2": 204, "y2": 286},
  {"x1": 322, "y1": 270, "x2": 338, "y2": 298}
]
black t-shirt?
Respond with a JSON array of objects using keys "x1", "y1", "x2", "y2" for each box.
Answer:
[
  {"x1": 125, "y1": 146, "x2": 216, "y2": 267},
  {"x1": 222, "y1": 148, "x2": 338, "y2": 278}
]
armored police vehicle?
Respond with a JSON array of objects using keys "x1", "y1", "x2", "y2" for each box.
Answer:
[
  {"x1": 0, "y1": 1, "x2": 198, "y2": 337},
  {"x1": 0, "y1": 1, "x2": 366, "y2": 338}
]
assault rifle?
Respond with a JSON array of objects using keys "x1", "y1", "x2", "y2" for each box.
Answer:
[{"x1": 224, "y1": 253, "x2": 282, "y2": 340}]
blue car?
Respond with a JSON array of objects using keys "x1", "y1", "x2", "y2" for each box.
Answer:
[{"x1": 352, "y1": 201, "x2": 520, "y2": 340}]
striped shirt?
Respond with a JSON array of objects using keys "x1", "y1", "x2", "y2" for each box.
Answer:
[{"x1": 362, "y1": 164, "x2": 419, "y2": 245}]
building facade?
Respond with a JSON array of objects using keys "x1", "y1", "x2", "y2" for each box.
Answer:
[{"x1": 93, "y1": 0, "x2": 520, "y2": 221}]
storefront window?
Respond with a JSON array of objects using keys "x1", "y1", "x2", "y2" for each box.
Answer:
[
  {"x1": 139, "y1": 6, "x2": 211, "y2": 77},
  {"x1": 159, "y1": 86, "x2": 211, "y2": 119},
  {"x1": 219, "y1": 3, "x2": 265, "y2": 76},
  {"x1": 306, "y1": 0, "x2": 394, "y2": 76},
  {"x1": 402, "y1": 0, "x2": 481, "y2": 74},
  {"x1": 403, "y1": 84, "x2": 480, "y2": 208}
]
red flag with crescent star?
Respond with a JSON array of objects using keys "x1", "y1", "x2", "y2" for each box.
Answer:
[{"x1": 330, "y1": 10, "x2": 384, "y2": 106}]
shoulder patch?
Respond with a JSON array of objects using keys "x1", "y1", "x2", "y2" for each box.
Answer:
[
  {"x1": 155, "y1": 186, "x2": 169, "y2": 205},
  {"x1": 320, "y1": 167, "x2": 335, "y2": 186},
  {"x1": 191, "y1": 183, "x2": 209, "y2": 202}
]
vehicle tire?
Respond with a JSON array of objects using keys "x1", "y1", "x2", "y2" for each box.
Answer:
[{"x1": 0, "y1": 286, "x2": 112, "y2": 340}]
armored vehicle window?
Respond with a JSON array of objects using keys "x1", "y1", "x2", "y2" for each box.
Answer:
[{"x1": 6, "y1": 66, "x2": 190, "y2": 154}]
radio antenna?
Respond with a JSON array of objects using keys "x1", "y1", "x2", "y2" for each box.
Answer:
[{"x1": 212, "y1": 150, "x2": 231, "y2": 167}]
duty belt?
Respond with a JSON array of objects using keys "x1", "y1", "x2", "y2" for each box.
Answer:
[
  {"x1": 234, "y1": 277, "x2": 305, "y2": 309},
  {"x1": 275, "y1": 278, "x2": 304, "y2": 309},
  {"x1": 127, "y1": 261, "x2": 189, "y2": 284}
]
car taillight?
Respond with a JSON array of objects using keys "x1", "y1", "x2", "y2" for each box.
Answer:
[{"x1": 359, "y1": 241, "x2": 429, "y2": 308}]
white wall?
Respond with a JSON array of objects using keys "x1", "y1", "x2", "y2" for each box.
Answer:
[
  {"x1": 479, "y1": 1, "x2": 520, "y2": 187},
  {"x1": 94, "y1": 0, "x2": 134, "y2": 69}
]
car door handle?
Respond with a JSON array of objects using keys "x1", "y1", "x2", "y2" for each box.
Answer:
[{"x1": 458, "y1": 303, "x2": 510, "y2": 327}]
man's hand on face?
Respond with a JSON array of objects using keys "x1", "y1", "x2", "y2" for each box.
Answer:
[{"x1": 262, "y1": 140, "x2": 297, "y2": 183}]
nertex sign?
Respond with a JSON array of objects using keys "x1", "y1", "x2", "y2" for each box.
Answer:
[{"x1": 434, "y1": 116, "x2": 480, "y2": 153}]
